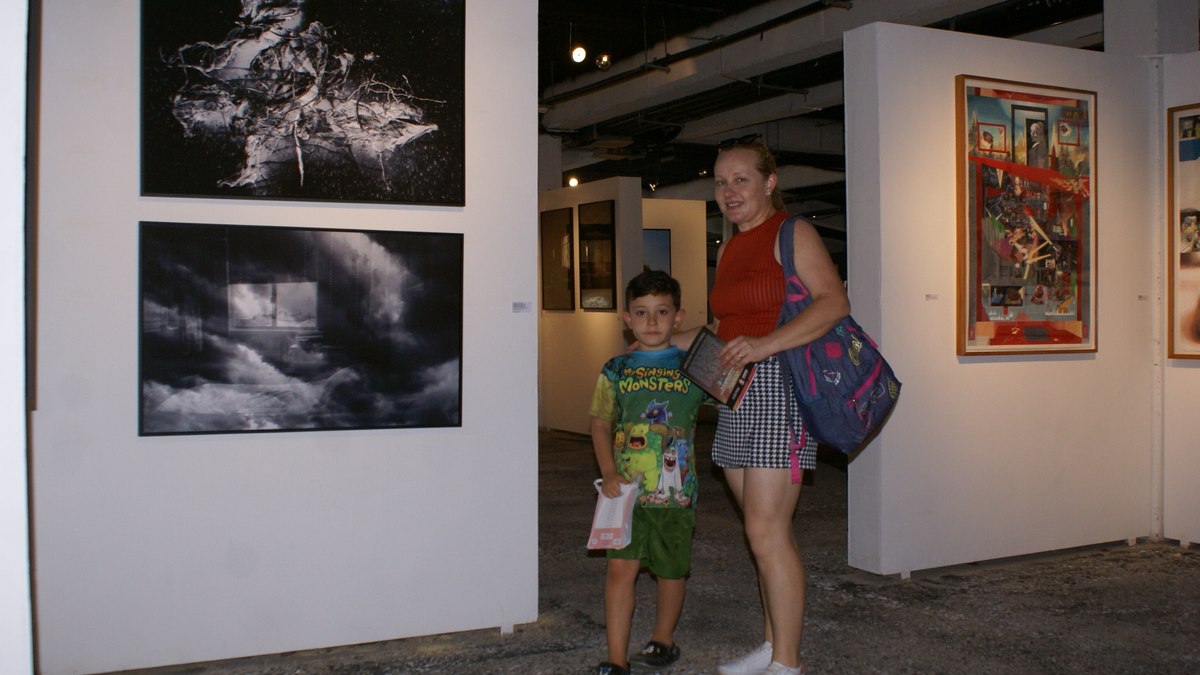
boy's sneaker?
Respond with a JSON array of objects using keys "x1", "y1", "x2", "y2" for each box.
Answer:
[
  {"x1": 592, "y1": 662, "x2": 631, "y2": 675},
  {"x1": 717, "y1": 640, "x2": 773, "y2": 675},
  {"x1": 630, "y1": 640, "x2": 681, "y2": 668}
]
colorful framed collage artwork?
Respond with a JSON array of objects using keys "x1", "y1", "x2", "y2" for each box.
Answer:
[
  {"x1": 1167, "y1": 103, "x2": 1200, "y2": 358},
  {"x1": 956, "y1": 76, "x2": 1097, "y2": 355}
]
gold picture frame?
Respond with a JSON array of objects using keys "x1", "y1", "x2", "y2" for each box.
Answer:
[
  {"x1": 955, "y1": 75, "x2": 1097, "y2": 355},
  {"x1": 1167, "y1": 103, "x2": 1200, "y2": 358}
]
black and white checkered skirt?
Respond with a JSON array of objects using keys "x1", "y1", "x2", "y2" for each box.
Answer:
[{"x1": 712, "y1": 355, "x2": 817, "y2": 471}]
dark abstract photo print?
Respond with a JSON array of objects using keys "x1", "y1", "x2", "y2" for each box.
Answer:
[
  {"x1": 139, "y1": 222, "x2": 463, "y2": 435},
  {"x1": 141, "y1": 0, "x2": 464, "y2": 205}
]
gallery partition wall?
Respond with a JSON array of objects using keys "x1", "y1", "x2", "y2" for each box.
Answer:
[
  {"x1": 31, "y1": 1, "x2": 539, "y2": 673},
  {"x1": 842, "y1": 22, "x2": 1199, "y2": 576}
]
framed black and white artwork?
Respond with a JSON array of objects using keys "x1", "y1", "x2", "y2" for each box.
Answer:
[
  {"x1": 579, "y1": 200, "x2": 616, "y2": 310},
  {"x1": 540, "y1": 207, "x2": 575, "y2": 311},
  {"x1": 141, "y1": 0, "x2": 465, "y2": 206},
  {"x1": 139, "y1": 221, "x2": 463, "y2": 435}
]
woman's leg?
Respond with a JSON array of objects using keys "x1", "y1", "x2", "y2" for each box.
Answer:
[
  {"x1": 723, "y1": 467, "x2": 771, "y2": 645},
  {"x1": 734, "y1": 466, "x2": 805, "y2": 668}
]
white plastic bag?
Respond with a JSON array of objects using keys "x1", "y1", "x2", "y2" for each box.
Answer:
[{"x1": 586, "y1": 479, "x2": 639, "y2": 550}]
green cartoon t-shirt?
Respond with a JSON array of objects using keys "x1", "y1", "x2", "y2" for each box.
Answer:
[{"x1": 589, "y1": 347, "x2": 710, "y2": 508}]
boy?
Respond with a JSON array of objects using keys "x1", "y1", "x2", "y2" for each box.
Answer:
[{"x1": 589, "y1": 270, "x2": 712, "y2": 675}]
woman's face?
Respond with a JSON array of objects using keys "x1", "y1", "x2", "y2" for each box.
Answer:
[{"x1": 714, "y1": 147, "x2": 775, "y2": 228}]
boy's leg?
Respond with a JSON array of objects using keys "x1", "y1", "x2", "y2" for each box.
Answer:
[
  {"x1": 636, "y1": 508, "x2": 693, "y2": 663},
  {"x1": 605, "y1": 557, "x2": 641, "y2": 667},
  {"x1": 650, "y1": 576, "x2": 685, "y2": 646}
]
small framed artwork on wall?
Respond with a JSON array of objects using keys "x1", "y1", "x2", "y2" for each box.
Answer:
[
  {"x1": 1167, "y1": 103, "x2": 1200, "y2": 358},
  {"x1": 643, "y1": 228, "x2": 672, "y2": 275},
  {"x1": 139, "y1": 222, "x2": 464, "y2": 435},
  {"x1": 955, "y1": 75, "x2": 1097, "y2": 355},
  {"x1": 540, "y1": 208, "x2": 575, "y2": 310},
  {"x1": 579, "y1": 200, "x2": 617, "y2": 311}
]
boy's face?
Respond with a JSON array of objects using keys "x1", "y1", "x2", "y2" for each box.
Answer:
[{"x1": 623, "y1": 293, "x2": 684, "y2": 351}]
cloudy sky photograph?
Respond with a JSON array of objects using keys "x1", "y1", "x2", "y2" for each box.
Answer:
[{"x1": 139, "y1": 222, "x2": 463, "y2": 435}]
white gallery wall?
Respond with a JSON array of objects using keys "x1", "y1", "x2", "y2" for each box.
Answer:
[
  {"x1": 1162, "y1": 50, "x2": 1200, "y2": 548},
  {"x1": 640, "y1": 198, "x2": 710, "y2": 337},
  {"x1": 844, "y1": 23, "x2": 1158, "y2": 576},
  {"x1": 32, "y1": 1, "x2": 538, "y2": 673},
  {"x1": 538, "y1": 177, "x2": 644, "y2": 435},
  {"x1": 537, "y1": 183, "x2": 709, "y2": 435},
  {"x1": 1, "y1": 0, "x2": 32, "y2": 671}
]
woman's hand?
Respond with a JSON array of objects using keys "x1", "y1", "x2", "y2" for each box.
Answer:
[{"x1": 719, "y1": 335, "x2": 765, "y2": 371}]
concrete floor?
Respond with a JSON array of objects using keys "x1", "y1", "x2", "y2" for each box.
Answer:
[{"x1": 118, "y1": 424, "x2": 1200, "y2": 675}]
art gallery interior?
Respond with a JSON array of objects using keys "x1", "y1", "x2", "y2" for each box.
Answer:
[{"x1": 2, "y1": 0, "x2": 1199, "y2": 673}]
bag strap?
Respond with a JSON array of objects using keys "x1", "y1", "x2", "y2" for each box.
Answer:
[
  {"x1": 777, "y1": 214, "x2": 797, "y2": 281},
  {"x1": 777, "y1": 214, "x2": 807, "y2": 484},
  {"x1": 777, "y1": 215, "x2": 815, "y2": 312}
]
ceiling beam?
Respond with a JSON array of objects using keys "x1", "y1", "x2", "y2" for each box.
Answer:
[{"x1": 540, "y1": 0, "x2": 1006, "y2": 131}]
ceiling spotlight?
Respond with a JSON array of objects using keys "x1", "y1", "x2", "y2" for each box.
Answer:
[
  {"x1": 567, "y1": 176, "x2": 580, "y2": 187},
  {"x1": 571, "y1": 46, "x2": 587, "y2": 63},
  {"x1": 594, "y1": 53, "x2": 611, "y2": 71}
]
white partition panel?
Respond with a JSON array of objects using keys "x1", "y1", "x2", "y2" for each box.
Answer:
[
  {"x1": 538, "y1": 177, "x2": 644, "y2": 435},
  {"x1": 537, "y1": 186, "x2": 708, "y2": 436},
  {"x1": 1162, "y1": 51, "x2": 1200, "y2": 548},
  {"x1": 844, "y1": 23, "x2": 1156, "y2": 576},
  {"x1": 32, "y1": 1, "x2": 539, "y2": 672},
  {"x1": 1, "y1": 1, "x2": 31, "y2": 672}
]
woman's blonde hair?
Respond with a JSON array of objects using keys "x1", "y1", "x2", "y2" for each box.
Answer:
[{"x1": 717, "y1": 135, "x2": 786, "y2": 211}]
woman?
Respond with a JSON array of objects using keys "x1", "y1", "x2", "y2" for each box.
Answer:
[{"x1": 701, "y1": 136, "x2": 849, "y2": 675}]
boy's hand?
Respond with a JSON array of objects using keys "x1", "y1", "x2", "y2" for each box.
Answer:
[{"x1": 599, "y1": 474, "x2": 630, "y2": 498}]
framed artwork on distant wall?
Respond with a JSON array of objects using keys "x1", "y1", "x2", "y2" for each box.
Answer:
[
  {"x1": 139, "y1": 222, "x2": 464, "y2": 435},
  {"x1": 140, "y1": 0, "x2": 465, "y2": 206},
  {"x1": 1167, "y1": 103, "x2": 1200, "y2": 358},
  {"x1": 540, "y1": 207, "x2": 575, "y2": 310},
  {"x1": 955, "y1": 75, "x2": 1097, "y2": 355},
  {"x1": 643, "y1": 228, "x2": 672, "y2": 275},
  {"x1": 579, "y1": 200, "x2": 617, "y2": 310}
]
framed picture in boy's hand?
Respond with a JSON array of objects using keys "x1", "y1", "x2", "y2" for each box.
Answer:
[
  {"x1": 955, "y1": 75, "x2": 1097, "y2": 355},
  {"x1": 1167, "y1": 103, "x2": 1200, "y2": 358}
]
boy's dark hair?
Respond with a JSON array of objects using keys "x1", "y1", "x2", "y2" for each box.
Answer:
[{"x1": 625, "y1": 270, "x2": 681, "y2": 309}]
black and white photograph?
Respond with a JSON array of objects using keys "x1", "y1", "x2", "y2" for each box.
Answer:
[
  {"x1": 539, "y1": 207, "x2": 575, "y2": 311},
  {"x1": 139, "y1": 222, "x2": 463, "y2": 435},
  {"x1": 141, "y1": 0, "x2": 465, "y2": 205}
]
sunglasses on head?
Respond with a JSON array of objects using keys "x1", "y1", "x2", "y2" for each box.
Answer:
[{"x1": 717, "y1": 133, "x2": 763, "y2": 149}]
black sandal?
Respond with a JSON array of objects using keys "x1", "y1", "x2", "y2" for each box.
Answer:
[{"x1": 631, "y1": 640, "x2": 681, "y2": 668}]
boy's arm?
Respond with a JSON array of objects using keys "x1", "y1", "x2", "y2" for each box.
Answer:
[{"x1": 591, "y1": 416, "x2": 627, "y2": 498}]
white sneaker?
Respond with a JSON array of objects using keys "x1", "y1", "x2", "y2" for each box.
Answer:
[
  {"x1": 764, "y1": 661, "x2": 805, "y2": 675},
  {"x1": 717, "y1": 640, "x2": 773, "y2": 675}
]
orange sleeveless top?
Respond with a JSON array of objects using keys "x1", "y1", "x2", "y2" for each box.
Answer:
[{"x1": 710, "y1": 211, "x2": 787, "y2": 341}]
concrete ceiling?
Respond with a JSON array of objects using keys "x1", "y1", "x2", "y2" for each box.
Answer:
[{"x1": 538, "y1": 0, "x2": 1104, "y2": 233}]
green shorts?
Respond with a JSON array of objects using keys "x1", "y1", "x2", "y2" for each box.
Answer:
[{"x1": 607, "y1": 507, "x2": 696, "y2": 579}]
